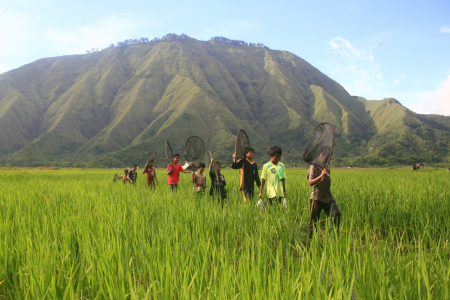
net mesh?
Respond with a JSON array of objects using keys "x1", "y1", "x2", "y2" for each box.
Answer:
[
  {"x1": 235, "y1": 129, "x2": 250, "y2": 160},
  {"x1": 165, "y1": 140, "x2": 173, "y2": 164},
  {"x1": 144, "y1": 151, "x2": 157, "y2": 169},
  {"x1": 184, "y1": 136, "x2": 205, "y2": 171},
  {"x1": 302, "y1": 122, "x2": 334, "y2": 170}
]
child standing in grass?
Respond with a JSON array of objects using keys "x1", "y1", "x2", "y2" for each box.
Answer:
[
  {"x1": 209, "y1": 158, "x2": 227, "y2": 207},
  {"x1": 192, "y1": 162, "x2": 207, "y2": 197},
  {"x1": 142, "y1": 160, "x2": 158, "y2": 189},
  {"x1": 259, "y1": 146, "x2": 287, "y2": 205},
  {"x1": 231, "y1": 147, "x2": 261, "y2": 203},
  {"x1": 128, "y1": 164, "x2": 138, "y2": 185},
  {"x1": 167, "y1": 153, "x2": 191, "y2": 193},
  {"x1": 307, "y1": 146, "x2": 341, "y2": 238},
  {"x1": 119, "y1": 169, "x2": 131, "y2": 184}
]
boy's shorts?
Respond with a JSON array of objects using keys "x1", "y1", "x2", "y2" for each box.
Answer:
[
  {"x1": 268, "y1": 197, "x2": 283, "y2": 205},
  {"x1": 242, "y1": 189, "x2": 255, "y2": 202}
]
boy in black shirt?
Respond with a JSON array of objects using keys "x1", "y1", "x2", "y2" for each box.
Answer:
[
  {"x1": 231, "y1": 147, "x2": 261, "y2": 202},
  {"x1": 209, "y1": 158, "x2": 227, "y2": 207}
]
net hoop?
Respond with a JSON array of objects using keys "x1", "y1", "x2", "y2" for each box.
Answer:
[
  {"x1": 165, "y1": 140, "x2": 173, "y2": 164},
  {"x1": 235, "y1": 129, "x2": 250, "y2": 161},
  {"x1": 303, "y1": 122, "x2": 334, "y2": 170}
]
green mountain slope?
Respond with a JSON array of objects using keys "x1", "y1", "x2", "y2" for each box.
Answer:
[{"x1": 0, "y1": 35, "x2": 448, "y2": 167}]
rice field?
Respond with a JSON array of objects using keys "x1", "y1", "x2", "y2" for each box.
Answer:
[{"x1": 0, "y1": 167, "x2": 449, "y2": 299}]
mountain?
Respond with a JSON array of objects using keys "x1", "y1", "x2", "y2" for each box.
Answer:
[{"x1": 0, "y1": 34, "x2": 448, "y2": 167}]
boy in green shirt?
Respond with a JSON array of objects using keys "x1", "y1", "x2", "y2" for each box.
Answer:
[{"x1": 259, "y1": 146, "x2": 286, "y2": 205}]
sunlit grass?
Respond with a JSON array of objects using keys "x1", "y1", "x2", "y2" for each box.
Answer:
[{"x1": 0, "y1": 168, "x2": 449, "y2": 298}]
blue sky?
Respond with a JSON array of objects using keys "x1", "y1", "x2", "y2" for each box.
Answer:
[{"x1": 1, "y1": 0, "x2": 449, "y2": 115}]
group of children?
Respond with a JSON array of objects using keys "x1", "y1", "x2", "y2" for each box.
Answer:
[{"x1": 118, "y1": 145, "x2": 341, "y2": 237}]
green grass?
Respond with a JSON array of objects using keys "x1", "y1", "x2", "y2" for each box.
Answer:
[{"x1": 1, "y1": 168, "x2": 449, "y2": 299}]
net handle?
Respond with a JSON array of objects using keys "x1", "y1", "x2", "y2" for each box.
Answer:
[
  {"x1": 165, "y1": 140, "x2": 173, "y2": 165},
  {"x1": 323, "y1": 122, "x2": 334, "y2": 170},
  {"x1": 144, "y1": 150, "x2": 157, "y2": 170}
]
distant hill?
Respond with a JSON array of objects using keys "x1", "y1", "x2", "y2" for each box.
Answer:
[{"x1": 0, "y1": 34, "x2": 448, "y2": 167}]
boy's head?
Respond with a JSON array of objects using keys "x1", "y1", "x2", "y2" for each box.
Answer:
[
  {"x1": 214, "y1": 161, "x2": 222, "y2": 172},
  {"x1": 124, "y1": 169, "x2": 129, "y2": 174},
  {"x1": 269, "y1": 145, "x2": 282, "y2": 164},
  {"x1": 244, "y1": 147, "x2": 255, "y2": 160},
  {"x1": 172, "y1": 153, "x2": 180, "y2": 164},
  {"x1": 132, "y1": 164, "x2": 137, "y2": 170},
  {"x1": 148, "y1": 160, "x2": 154, "y2": 167},
  {"x1": 197, "y1": 162, "x2": 206, "y2": 173}
]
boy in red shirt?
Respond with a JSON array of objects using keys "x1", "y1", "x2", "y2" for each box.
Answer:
[
  {"x1": 142, "y1": 159, "x2": 158, "y2": 189},
  {"x1": 167, "y1": 153, "x2": 191, "y2": 192}
]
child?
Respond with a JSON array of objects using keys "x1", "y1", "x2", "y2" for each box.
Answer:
[
  {"x1": 192, "y1": 162, "x2": 207, "y2": 197},
  {"x1": 307, "y1": 146, "x2": 341, "y2": 238},
  {"x1": 259, "y1": 146, "x2": 287, "y2": 205},
  {"x1": 167, "y1": 153, "x2": 191, "y2": 192},
  {"x1": 119, "y1": 169, "x2": 131, "y2": 184},
  {"x1": 231, "y1": 147, "x2": 261, "y2": 202},
  {"x1": 128, "y1": 164, "x2": 138, "y2": 185},
  {"x1": 209, "y1": 158, "x2": 227, "y2": 206},
  {"x1": 142, "y1": 160, "x2": 158, "y2": 189}
]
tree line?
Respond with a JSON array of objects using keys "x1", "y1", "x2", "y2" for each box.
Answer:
[{"x1": 86, "y1": 34, "x2": 269, "y2": 54}]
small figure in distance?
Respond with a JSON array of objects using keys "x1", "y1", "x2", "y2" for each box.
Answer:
[
  {"x1": 142, "y1": 159, "x2": 158, "y2": 189},
  {"x1": 259, "y1": 145, "x2": 287, "y2": 206},
  {"x1": 307, "y1": 146, "x2": 341, "y2": 238},
  {"x1": 128, "y1": 164, "x2": 138, "y2": 185},
  {"x1": 192, "y1": 162, "x2": 207, "y2": 197},
  {"x1": 119, "y1": 169, "x2": 131, "y2": 184},
  {"x1": 209, "y1": 158, "x2": 227, "y2": 207},
  {"x1": 231, "y1": 147, "x2": 261, "y2": 203},
  {"x1": 167, "y1": 153, "x2": 191, "y2": 193}
]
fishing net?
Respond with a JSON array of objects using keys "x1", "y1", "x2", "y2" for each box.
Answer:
[
  {"x1": 235, "y1": 129, "x2": 250, "y2": 161},
  {"x1": 184, "y1": 136, "x2": 205, "y2": 171},
  {"x1": 143, "y1": 150, "x2": 157, "y2": 170},
  {"x1": 165, "y1": 140, "x2": 173, "y2": 164},
  {"x1": 302, "y1": 122, "x2": 334, "y2": 170},
  {"x1": 113, "y1": 174, "x2": 119, "y2": 182}
]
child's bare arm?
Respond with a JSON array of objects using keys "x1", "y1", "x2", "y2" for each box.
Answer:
[
  {"x1": 309, "y1": 169, "x2": 328, "y2": 186},
  {"x1": 258, "y1": 179, "x2": 266, "y2": 199}
]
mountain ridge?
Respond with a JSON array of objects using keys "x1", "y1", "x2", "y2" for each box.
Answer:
[{"x1": 0, "y1": 35, "x2": 448, "y2": 167}]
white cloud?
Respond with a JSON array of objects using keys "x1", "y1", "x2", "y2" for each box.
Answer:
[
  {"x1": 439, "y1": 26, "x2": 450, "y2": 33},
  {"x1": 42, "y1": 15, "x2": 147, "y2": 55},
  {"x1": 326, "y1": 37, "x2": 384, "y2": 99},
  {"x1": 394, "y1": 74, "x2": 406, "y2": 85},
  {"x1": 397, "y1": 75, "x2": 450, "y2": 116},
  {"x1": 0, "y1": 11, "x2": 40, "y2": 57},
  {"x1": 435, "y1": 75, "x2": 450, "y2": 115},
  {"x1": 0, "y1": 64, "x2": 10, "y2": 74}
]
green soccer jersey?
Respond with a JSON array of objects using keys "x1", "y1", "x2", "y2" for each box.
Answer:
[{"x1": 261, "y1": 161, "x2": 286, "y2": 198}]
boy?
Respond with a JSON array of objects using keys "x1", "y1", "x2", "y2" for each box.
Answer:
[
  {"x1": 128, "y1": 164, "x2": 138, "y2": 185},
  {"x1": 307, "y1": 146, "x2": 341, "y2": 238},
  {"x1": 167, "y1": 153, "x2": 191, "y2": 192},
  {"x1": 232, "y1": 147, "x2": 261, "y2": 202},
  {"x1": 209, "y1": 158, "x2": 227, "y2": 207},
  {"x1": 142, "y1": 160, "x2": 158, "y2": 189},
  {"x1": 119, "y1": 169, "x2": 131, "y2": 184},
  {"x1": 259, "y1": 146, "x2": 286, "y2": 205},
  {"x1": 192, "y1": 162, "x2": 207, "y2": 197}
]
